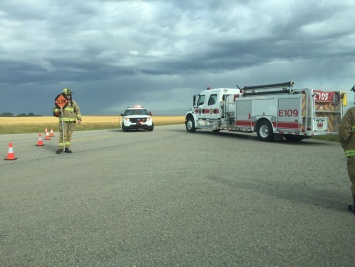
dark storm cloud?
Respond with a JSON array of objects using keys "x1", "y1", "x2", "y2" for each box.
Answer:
[{"x1": 0, "y1": 0, "x2": 354, "y2": 115}]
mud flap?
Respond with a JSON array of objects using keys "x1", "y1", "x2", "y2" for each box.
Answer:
[{"x1": 274, "y1": 133, "x2": 284, "y2": 141}]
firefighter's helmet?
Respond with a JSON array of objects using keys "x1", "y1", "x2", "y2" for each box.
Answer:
[{"x1": 63, "y1": 88, "x2": 73, "y2": 95}]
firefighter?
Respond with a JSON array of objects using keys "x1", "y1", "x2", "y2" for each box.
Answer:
[
  {"x1": 54, "y1": 88, "x2": 81, "y2": 154},
  {"x1": 339, "y1": 106, "x2": 355, "y2": 215}
]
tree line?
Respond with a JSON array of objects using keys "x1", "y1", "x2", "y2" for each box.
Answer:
[{"x1": 0, "y1": 112, "x2": 41, "y2": 117}]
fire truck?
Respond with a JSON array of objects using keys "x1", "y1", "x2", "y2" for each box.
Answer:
[{"x1": 185, "y1": 81, "x2": 344, "y2": 142}]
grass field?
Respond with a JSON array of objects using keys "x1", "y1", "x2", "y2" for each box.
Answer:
[
  {"x1": 0, "y1": 116, "x2": 185, "y2": 134},
  {"x1": 0, "y1": 116, "x2": 339, "y2": 142}
]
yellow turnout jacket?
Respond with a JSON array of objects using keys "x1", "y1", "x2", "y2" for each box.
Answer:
[
  {"x1": 339, "y1": 107, "x2": 355, "y2": 157},
  {"x1": 54, "y1": 100, "x2": 81, "y2": 122}
]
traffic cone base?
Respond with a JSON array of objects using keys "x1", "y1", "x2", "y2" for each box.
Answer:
[
  {"x1": 36, "y1": 133, "x2": 44, "y2": 146},
  {"x1": 4, "y1": 142, "x2": 17, "y2": 160},
  {"x1": 45, "y1": 131, "x2": 51, "y2": 140}
]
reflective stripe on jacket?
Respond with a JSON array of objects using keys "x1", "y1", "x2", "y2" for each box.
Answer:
[{"x1": 54, "y1": 100, "x2": 81, "y2": 122}]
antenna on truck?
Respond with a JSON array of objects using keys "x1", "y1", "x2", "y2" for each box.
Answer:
[{"x1": 241, "y1": 81, "x2": 295, "y2": 96}]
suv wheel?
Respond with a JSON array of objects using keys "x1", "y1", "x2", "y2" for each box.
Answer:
[{"x1": 148, "y1": 123, "x2": 154, "y2": 131}]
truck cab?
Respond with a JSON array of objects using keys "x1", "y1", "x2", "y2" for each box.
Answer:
[{"x1": 186, "y1": 87, "x2": 240, "y2": 132}]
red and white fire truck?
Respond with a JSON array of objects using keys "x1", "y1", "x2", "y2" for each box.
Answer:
[{"x1": 185, "y1": 81, "x2": 344, "y2": 141}]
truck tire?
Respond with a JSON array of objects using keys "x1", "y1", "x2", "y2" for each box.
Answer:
[
  {"x1": 185, "y1": 116, "x2": 196, "y2": 133},
  {"x1": 122, "y1": 124, "x2": 128, "y2": 132},
  {"x1": 256, "y1": 120, "x2": 274, "y2": 142}
]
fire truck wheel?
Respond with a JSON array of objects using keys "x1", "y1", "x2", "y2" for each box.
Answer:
[
  {"x1": 122, "y1": 124, "x2": 128, "y2": 132},
  {"x1": 257, "y1": 120, "x2": 274, "y2": 142},
  {"x1": 185, "y1": 116, "x2": 196, "y2": 133}
]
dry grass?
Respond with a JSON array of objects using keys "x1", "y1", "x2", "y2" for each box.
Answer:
[
  {"x1": 0, "y1": 116, "x2": 185, "y2": 134},
  {"x1": 0, "y1": 116, "x2": 337, "y2": 142}
]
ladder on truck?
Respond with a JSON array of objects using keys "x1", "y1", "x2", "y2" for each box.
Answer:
[
  {"x1": 222, "y1": 81, "x2": 296, "y2": 123},
  {"x1": 241, "y1": 81, "x2": 295, "y2": 96}
]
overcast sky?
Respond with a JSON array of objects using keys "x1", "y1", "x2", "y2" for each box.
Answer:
[{"x1": 1, "y1": 0, "x2": 354, "y2": 116}]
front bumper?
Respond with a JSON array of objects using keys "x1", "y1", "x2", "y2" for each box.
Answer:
[{"x1": 125, "y1": 123, "x2": 151, "y2": 129}]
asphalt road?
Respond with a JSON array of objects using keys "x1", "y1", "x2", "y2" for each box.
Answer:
[{"x1": 0, "y1": 125, "x2": 354, "y2": 267}]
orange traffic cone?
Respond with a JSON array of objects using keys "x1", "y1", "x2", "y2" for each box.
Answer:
[
  {"x1": 50, "y1": 128, "x2": 55, "y2": 137},
  {"x1": 4, "y1": 142, "x2": 17, "y2": 160},
  {"x1": 45, "y1": 131, "x2": 51, "y2": 140},
  {"x1": 45, "y1": 127, "x2": 48, "y2": 133},
  {"x1": 36, "y1": 133, "x2": 44, "y2": 146}
]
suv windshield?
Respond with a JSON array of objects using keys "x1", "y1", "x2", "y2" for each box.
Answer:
[{"x1": 124, "y1": 109, "x2": 149, "y2": 116}]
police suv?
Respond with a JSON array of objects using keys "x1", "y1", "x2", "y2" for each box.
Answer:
[{"x1": 120, "y1": 105, "x2": 154, "y2": 132}]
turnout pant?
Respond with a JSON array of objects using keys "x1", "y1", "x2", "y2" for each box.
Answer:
[
  {"x1": 347, "y1": 156, "x2": 355, "y2": 199},
  {"x1": 58, "y1": 121, "x2": 75, "y2": 150}
]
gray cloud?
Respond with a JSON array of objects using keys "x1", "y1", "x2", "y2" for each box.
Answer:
[{"x1": 0, "y1": 0, "x2": 354, "y2": 115}]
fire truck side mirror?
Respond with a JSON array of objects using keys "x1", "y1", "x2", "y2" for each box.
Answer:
[
  {"x1": 193, "y1": 95, "x2": 197, "y2": 107},
  {"x1": 149, "y1": 111, "x2": 152, "y2": 115}
]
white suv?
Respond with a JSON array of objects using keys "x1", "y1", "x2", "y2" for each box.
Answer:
[{"x1": 120, "y1": 106, "x2": 154, "y2": 132}]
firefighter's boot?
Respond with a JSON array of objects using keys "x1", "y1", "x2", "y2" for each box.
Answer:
[
  {"x1": 65, "y1": 148, "x2": 72, "y2": 153},
  {"x1": 56, "y1": 149, "x2": 63, "y2": 154}
]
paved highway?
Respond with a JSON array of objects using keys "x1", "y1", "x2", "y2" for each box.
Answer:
[{"x1": 0, "y1": 125, "x2": 354, "y2": 266}]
